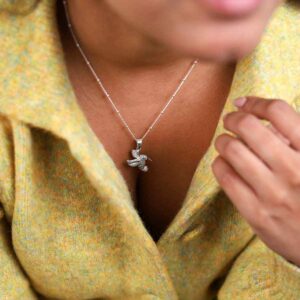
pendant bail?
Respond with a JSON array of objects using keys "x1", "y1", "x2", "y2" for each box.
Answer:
[{"x1": 136, "y1": 138, "x2": 143, "y2": 152}]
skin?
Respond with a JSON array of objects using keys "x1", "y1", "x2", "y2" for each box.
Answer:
[
  {"x1": 214, "y1": 97, "x2": 300, "y2": 267},
  {"x1": 66, "y1": 0, "x2": 283, "y2": 66},
  {"x1": 63, "y1": 0, "x2": 300, "y2": 266}
]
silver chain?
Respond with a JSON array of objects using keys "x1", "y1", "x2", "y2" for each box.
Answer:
[
  {"x1": 62, "y1": 0, "x2": 199, "y2": 172},
  {"x1": 62, "y1": 0, "x2": 198, "y2": 143}
]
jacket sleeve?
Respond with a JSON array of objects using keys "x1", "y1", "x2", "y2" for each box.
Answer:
[
  {"x1": 0, "y1": 117, "x2": 39, "y2": 299},
  {"x1": 217, "y1": 235, "x2": 300, "y2": 300}
]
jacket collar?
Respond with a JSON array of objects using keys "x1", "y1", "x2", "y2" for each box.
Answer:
[{"x1": 1, "y1": 0, "x2": 300, "y2": 245}]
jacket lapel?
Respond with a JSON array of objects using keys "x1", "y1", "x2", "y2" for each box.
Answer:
[{"x1": 1, "y1": 1, "x2": 182, "y2": 294}]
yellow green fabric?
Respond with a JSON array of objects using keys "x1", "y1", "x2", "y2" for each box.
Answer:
[{"x1": 1, "y1": 0, "x2": 300, "y2": 299}]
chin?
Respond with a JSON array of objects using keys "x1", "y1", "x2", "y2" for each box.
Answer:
[
  {"x1": 144, "y1": 1, "x2": 278, "y2": 63},
  {"x1": 191, "y1": 40, "x2": 260, "y2": 63},
  {"x1": 161, "y1": 27, "x2": 265, "y2": 63}
]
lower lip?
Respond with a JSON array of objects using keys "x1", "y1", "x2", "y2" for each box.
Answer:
[{"x1": 201, "y1": 0, "x2": 262, "y2": 16}]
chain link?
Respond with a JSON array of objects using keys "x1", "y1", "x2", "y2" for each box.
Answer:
[{"x1": 62, "y1": 0, "x2": 198, "y2": 143}]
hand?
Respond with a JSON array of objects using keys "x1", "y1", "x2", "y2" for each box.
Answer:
[{"x1": 211, "y1": 96, "x2": 300, "y2": 267}]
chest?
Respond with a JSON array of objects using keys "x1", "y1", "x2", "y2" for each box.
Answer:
[
  {"x1": 74, "y1": 83, "x2": 230, "y2": 242},
  {"x1": 57, "y1": 8, "x2": 236, "y2": 242},
  {"x1": 60, "y1": 34, "x2": 235, "y2": 242}
]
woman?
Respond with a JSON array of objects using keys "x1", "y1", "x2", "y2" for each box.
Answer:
[{"x1": 1, "y1": 0, "x2": 300, "y2": 299}]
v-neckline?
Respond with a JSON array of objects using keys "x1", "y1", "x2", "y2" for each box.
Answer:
[
  {"x1": 68, "y1": 80, "x2": 237, "y2": 246},
  {"x1": 52, "y1": 0, "x2": 242, "y2": 246}
]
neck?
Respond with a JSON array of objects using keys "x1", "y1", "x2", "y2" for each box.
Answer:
[{"x1": 57, "y1": 0, "x2": 197, "y2": 71}]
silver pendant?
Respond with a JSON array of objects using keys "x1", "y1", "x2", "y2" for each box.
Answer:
[{"x1": 127, "y1": 139, "x2": 151, "y2": 172}]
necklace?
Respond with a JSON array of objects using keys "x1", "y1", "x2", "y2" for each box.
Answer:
[{"x1": 62, "y1": 0, "x2": 199, "y2": 172}]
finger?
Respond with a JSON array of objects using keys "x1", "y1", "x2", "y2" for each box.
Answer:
[
  {"x1": 266, "y1": 123, "x2": 291, "y2": 146},
  {"x1": 235, "y1": 96, "x2": 300, "y2": 151},
  {"x1": 211, "y1": 155, "x2": 262, "y2": 227},
  {"x1": 223, "y1": 111, "x2": 298, "y2": 174},
  {"x1": 214, "y1": 133, "x2": 276, "y2": 200}
]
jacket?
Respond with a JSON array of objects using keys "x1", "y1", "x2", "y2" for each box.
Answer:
[{"x1": 1, "y1": 0, "x2": 300, "y2": 299}]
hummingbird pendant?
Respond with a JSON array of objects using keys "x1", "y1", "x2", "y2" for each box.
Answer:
[{"x1": 127, "y1": 139, "x2": 151, "y2": 172}]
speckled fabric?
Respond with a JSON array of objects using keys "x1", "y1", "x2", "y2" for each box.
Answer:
[{"x1": 1, "y1": 0, "x2": 300, "y2": 299}]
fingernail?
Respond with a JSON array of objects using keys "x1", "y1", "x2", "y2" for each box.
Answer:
[{"x1": 234, "y1": 97, "x2": 247, "y2": 107}]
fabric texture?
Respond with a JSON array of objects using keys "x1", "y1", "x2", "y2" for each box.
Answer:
[{"x1": 1, "y1": 0, "x2": 300, "y2": 299}]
